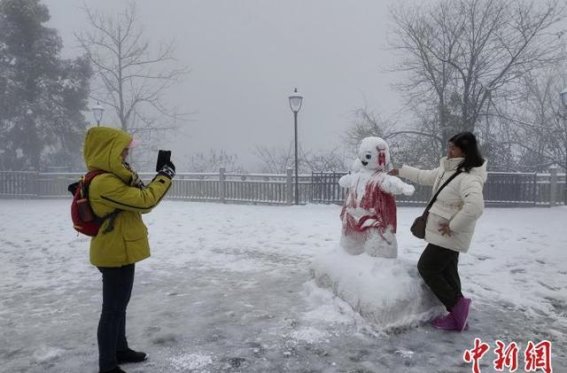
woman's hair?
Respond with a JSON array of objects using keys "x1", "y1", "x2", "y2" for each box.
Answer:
[{"x1": 449, "y1": 131, "x2": 485, "y2": 172}]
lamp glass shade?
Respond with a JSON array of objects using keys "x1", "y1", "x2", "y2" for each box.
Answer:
[
  {"x1": 92, "y1": 102, "x2": 104, "y2": 123},
  {"x1": 289, "y1": 89, "x2": 303, "y2": 112}
]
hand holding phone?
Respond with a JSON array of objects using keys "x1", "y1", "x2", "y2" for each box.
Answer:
[
  {"x1": 156, "y1": 150, "x2": 176, "y2": 179},
  {"x1": 156, "y1": 150, "x2": 171, "y2": 172}
]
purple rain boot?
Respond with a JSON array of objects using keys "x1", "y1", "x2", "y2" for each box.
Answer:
[
  {"x1": 431, "y1": 313, "x2": 469, "y2": 331},
  {"x1": 431, "y1": 313, "x2": 457, "y2": 330},
  {"x1": 451, "y1": 297, "x2": 472, "y2": 332}
]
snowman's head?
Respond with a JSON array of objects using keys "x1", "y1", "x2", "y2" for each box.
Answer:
[{"x1": 357, "y1": 137, "x2": 391, "y2": 172}]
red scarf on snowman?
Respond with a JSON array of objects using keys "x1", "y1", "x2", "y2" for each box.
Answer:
[
  {"x1": 340, "y1": 146, "x2": 397, "y2": 238},
  {"x1": 340, "y1": 174, "x2": 397, "y2": 236}
]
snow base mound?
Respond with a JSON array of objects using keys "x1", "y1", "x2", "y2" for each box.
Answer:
[{"x1": 310, "y1": 247, "x2": 445, "y2": 331}]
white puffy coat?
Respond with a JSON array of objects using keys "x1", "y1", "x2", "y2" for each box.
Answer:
[{"x1": 399, "y1": 157, "x2": 487, "y2": 253}]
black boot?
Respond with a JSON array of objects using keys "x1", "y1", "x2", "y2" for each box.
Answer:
[
  {"x1": 117, "y1": 348, "x2": 148, "y2": 364},
  {"x1": 100, "y1": 367, "x2": 126, "y2": 373}
]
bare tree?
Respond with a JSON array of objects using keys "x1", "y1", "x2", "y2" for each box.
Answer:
[
  {"x1": 253, "y1": 144, "x2": 349, "y2": 173},
  {"x1": 300, "y1": 147, "x2": 349, "y2": 173},
  {"x1": 501, "y1": 69, "x2": 567, "y2": 172},
  {"x1": 390, "y1": 0, "x2": 566, "y2": 150},
  {"x1": 186, "y1": 149, "x2": 245, "y2": 173},
  {"x1": 344, "y1": 107, "x2": 443, "y2": 168},
  {"x1": 343, "y1": 108, "x2": 387, "y2": 150},
  {"x1": 253, "y1": 144, "x2": 295, "y2": 174},
  {"x1": 75, "y1": 2, "x2": 188, "y2": 138}
]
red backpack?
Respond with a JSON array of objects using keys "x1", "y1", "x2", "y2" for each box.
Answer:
[{"x1": 69, "y1": 170, "x2": 108, "y2": 236}]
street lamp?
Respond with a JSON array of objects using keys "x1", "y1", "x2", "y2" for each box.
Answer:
[
  {"x1": 560, "y1": 88, "x2": 567, "y2": 204},
  {"x1": 92, "y1": 101, "x2": 104, "y2": 127},
  {"x1": 289, "y1": 88, "x2": 303, "y2": 205}
]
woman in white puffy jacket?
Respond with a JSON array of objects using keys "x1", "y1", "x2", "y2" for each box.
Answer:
[{"x1": 390, "y1": 132, "x2": 487, "y2": 332}]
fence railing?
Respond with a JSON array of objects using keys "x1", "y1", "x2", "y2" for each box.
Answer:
[
  {"x1": 0, "y1": 168, "x2": 565, "y2": 207},
  {"x1": 166, "y1": 170, "x2": 311, "y2": 204},
  {"x1": 311, "y1": 170, "x2": 566, "y2": 207}
]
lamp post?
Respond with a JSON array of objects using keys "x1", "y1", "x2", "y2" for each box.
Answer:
[
  {"x1": 92, "y1": 101, "x2": 104, "y2": 127},
  {"x1": 289, "y1": 88, "x2": 303, "y2": 205},
  {"x1": 559, "y1": 88, "x2": 567, "y2": 204}
]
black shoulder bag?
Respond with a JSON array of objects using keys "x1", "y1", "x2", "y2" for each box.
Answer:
[{"x1": 410, "y1": 170, "x2": 462, "y2": 239}]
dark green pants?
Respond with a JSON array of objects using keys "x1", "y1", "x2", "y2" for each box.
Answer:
[{"x1": 417, "y1": 244, "x2": 462, "y2": 311}]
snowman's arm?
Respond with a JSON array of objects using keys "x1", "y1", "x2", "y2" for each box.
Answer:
[
  {"x1": 380, "y1": 175, "x2": 415, "y2": 196},
  {"x1": 339, "y1": 174, "x2": 353, "y2": 188}
]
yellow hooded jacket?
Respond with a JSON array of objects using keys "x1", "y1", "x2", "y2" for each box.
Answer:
[{"x1": 83, "y1": 127, "x2": 172, "y2": 267}]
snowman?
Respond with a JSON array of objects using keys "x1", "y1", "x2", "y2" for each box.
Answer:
[{"x1": 339, "y1": 137, "x2": 415, "y2": 258}]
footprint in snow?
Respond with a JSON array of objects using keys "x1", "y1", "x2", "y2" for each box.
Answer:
[{"x1": 510, "y1": 268, "x2": 526, "y2": 274}]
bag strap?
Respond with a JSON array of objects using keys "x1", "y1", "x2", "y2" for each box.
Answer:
[
  {"x1": 81, "y1": 170, "x2": 121, "y2": 233},
  {"x1": 84, "y1": 169, "x2": 107, "y2": 184},
  {"x1": 80, "y1": 170, "x2": 107, "y2": 199},
  {"x1": 423, "y1": 170, "x2": 463, "y2": 213}
]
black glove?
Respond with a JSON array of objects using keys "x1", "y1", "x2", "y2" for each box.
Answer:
[
  {"x1": 67, "y1": 181, "x2": 79, "y2": 195},
  {"x1": 158, "y1": 160, "x2": 176, "y2": 179},
  {"x1": 156, "y1": 150, "x2": 172, "y2": 172}
]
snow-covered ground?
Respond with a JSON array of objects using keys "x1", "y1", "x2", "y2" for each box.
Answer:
[{"x1": 0, "y1": 199, "x2": 566, "y2": 373}]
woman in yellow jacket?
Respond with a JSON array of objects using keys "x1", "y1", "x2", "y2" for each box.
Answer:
[{"x1": 83, "y1": 127, "x2": 175, "y2": 373}]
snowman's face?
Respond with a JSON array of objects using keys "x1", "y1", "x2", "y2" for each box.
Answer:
[{"x1": 358, "y1": 138, "x2": 390, "y2": 171}]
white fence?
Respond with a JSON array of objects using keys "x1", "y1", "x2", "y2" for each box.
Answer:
[
  {"x1": 0, "y1": 169, "x2": 309, "y2": 205},
  {"x1": 0, "y1": 168, "x2": 565, "y2": 206}
]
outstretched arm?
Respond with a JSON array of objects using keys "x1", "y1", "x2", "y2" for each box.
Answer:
[
  {"x1": 399, "y1": 165, "x2": 439, "y2": 186},
  {"x1": 339, "y1": 174, "x2": 354, "y2": 188},
  {"x1": 380, "y1": 174, "x2": 415, "y2": 196}
]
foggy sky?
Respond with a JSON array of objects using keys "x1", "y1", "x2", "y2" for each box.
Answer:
[{"x1": 42, "y1": 0, "x2": 405, "y2": 169}]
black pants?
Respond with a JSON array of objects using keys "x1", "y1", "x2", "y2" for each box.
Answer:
[
  {"x1": 417, "y1": 244, "x2": 462, "y2": 311},
  {"x1": 97, "y1": 264, "x2": 135, "y2": 372}
]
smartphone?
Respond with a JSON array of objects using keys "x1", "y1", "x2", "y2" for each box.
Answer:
[{"x1": 156, "y1": 150, "x2": 171, "y2": 172}]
